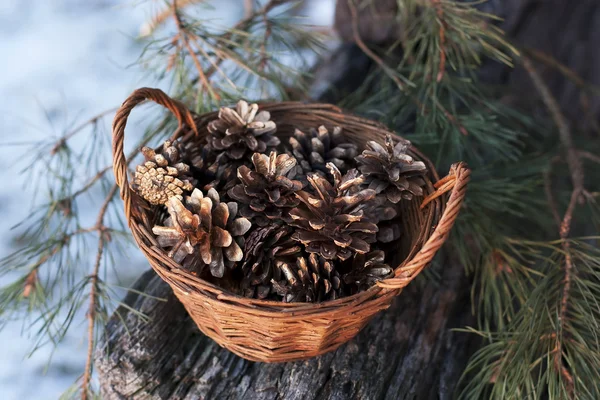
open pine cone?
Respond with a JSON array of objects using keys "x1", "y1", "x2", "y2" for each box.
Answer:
[
  {"x1": 152, "y1": 188, "x2": 251, "y2": 278},
  {"x1": 207, "y1": 100, "x2": 280, "y2": 160},
  {"x1": 133, "y1": 140, "x2": 195, "y2": 205},
  {"x1": 289, "y1": 125, "x2": 358, "y2": 176},
  {"x1": 290, "y1": 163, "x2": 378, "y2": 261},
  {"x1": 343, "y1": 250, "x2": 393, "y2": 293},
  {"x1": 271, "y1": 253, "x2": 343, "y2": 303},
  {"x1": 240, "y1": 225, "x2": 301, "y2": 299},
  {"x1": 356, "y1": 134, "x2": 427, "y2": 203},
  {"x1": 365, "y1": 197, "x2": 402, "y2": 243},
  {"x1": 228, "y1": 152, "x2": 304, "y2": 225}
]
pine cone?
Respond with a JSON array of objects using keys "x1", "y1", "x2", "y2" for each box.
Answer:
[
  {"x1": 228, "y1": 152, "x2": 304, "y2": 225},
  {"x1": 356, "y1": 134, "x2": 427, "y2": 203},
  {"x1": 240, "y1": 225, "x2": 301, "y2": 299},
  {"x1": 290, "y1": 163, "x2": 378, "y2": 261},
  {"x1": 289, "y1": 125, "x2": 358, "y2": 175},
  {"x1": 271, "y1": 253, "x2": 343, "y2": 303},
  {"x1": 365, "y1": 197, "x2": 402, "y2": 243},
  {"x1": 152, "y1": 188, "x2": 252, "y2": 278},
  {"x1": 133, "y1": 140, "x2": 195, "y2": 205},
  {"x1": 343, "y1": 250, "x2": 393, "y2": 293},
  {"x1": 207, "y1": 100, "x2": 280, "y2": 160},
  {"x1": 204, "y1": 153, "x2": 246, "y2": 192}
]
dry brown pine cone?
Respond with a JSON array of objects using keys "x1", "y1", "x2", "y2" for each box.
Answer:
[
  {"x1": 240, "y1": 225, "x2": 301, "y2": 299},
  {"x1": 271, "y1": 253, "x2": 343, "y2": 303},
  {"x1": 290, "y1": 163, "x2": 378, "y2": 261},
  {"x1": 133, "y1": 140, "x2": 195, "y2": 205},
  {"x1": 228, "y1": 152, "x2": 303, "y2": 225},
  {"x1": 343, "y1": 250, "x2": 393, "y2": 293},
  {"x1": 152, "y1": 188, "x2": 251, "y2": 278},
  {"x1": 364, "y1": 196, "x2": 402, "y2": 243},
  {"x1": 207, "y1": 100, "x2": 280, "y2": 160},
  {"x1": 289, "y1": 125, "x2": 358, "y2": 175},
  {"x1": 356, "y1": 134, "x2": 427, "y2": 203}
]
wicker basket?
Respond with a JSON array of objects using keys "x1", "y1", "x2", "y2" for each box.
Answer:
[{"x1": 112, "y1": 88, "x2": 470, "y2": 363}]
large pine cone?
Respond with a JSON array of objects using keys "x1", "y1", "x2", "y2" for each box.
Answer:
[
  {"x1": 343, "y1": 250, "x2": 393, "y2": 294},
  {"x1": 240, "y1": 225, "x2": 301, "y2": 299},
  {"x1": 289, "y1": 125, "x2": 358, "y2": 175},
  {"x1": 290, "y1": 163, "x2": 378, "y2": 261},
  {"x1": 228, "y1": 152, "x2": 304, "y2": 225},
  {"x1": 133, "y1": 140, "x2": 195, "y2": 205},
  {"x1": 271, "y1": 253, "x2": 343, "y2": 303},
  {"x1": 356, "y1": 134, "x2": 427, "y2": 203},
  {"x1": 207, "y1": 100, "x2": 280, "y2": 160},
  {"x1": 152, "y1": 188, "x2": 251, "y2": 277}
]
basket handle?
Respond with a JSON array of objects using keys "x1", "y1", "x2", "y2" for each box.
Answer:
[
  {"x1": 377, "y1": 162, "x2": 470, "y2": 290},
  {"x1": 112, "y1": 87, "x2": 198, "y2": 222}
]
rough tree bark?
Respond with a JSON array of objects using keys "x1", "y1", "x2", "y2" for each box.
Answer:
[{"x1": 96, "y1": 1, "x2": 600, "y2": 398}]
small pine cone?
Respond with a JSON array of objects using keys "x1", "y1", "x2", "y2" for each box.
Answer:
[
  {"x1": 133, "y1": 141, "x2": 195, "y2": 205},
  {"x1": 290, "y1": 163, "x2": 378, "y2": 261},
  {"x1": 240, "y1": 225, "x2": 301, "y2": 299},
  {"x1": 356, "y1": 134, "x2": 427, "y2": 203},
  {"x1": 271, "y1": 253, "x2": 343, "y2": 303},
  {"x1": 207, "y1": 100, "x2": 280, "y2": 160},
  {"x1": 289, "y1": 125, "x2": 358, "y2": 175},
  {"x1": 343, "y1": 250, "x2": 393, "y2": 293},
  {"x1": 152, "y1": 188, "x2": 252, "y2": 278},
  {"x1": 365, "y1": 196, "x2": 402, "y2": 243},
  {"x1": 228, "y1": 152, "x2": 304, "y2": 225},
  {"x1": 342, "y1": 250, "x2": 394, "y2": 294},
  {"x1": 199, "y1": 152, "x2": 246, "y2": 193}
]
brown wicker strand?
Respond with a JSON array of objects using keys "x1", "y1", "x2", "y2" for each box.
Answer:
[
  {"x1": 376, "y1": 162, "x2": 470, "y2": 289},
  {"x1": 112, "y1": 87, "x2": 198, "y2": 224}
]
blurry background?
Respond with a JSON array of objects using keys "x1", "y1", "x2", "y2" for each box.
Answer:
[{"x1": 0, "y1": 1, "x2": 333, "y2": 398}]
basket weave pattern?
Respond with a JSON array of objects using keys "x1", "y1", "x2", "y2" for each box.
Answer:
[{"x1": 112, "y1": 88, "x2": 470, "y2": 362}]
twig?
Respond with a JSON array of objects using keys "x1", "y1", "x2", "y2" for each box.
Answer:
[
  {"x1": 432, "y1": 0, "x2": 446, "y2": 82},
  {"x1": 50, "y1": 107, "x2": 118, "y2": 155},
  {"x1": 579, "y1": 150, "x2": 600, "y2": 165},
  {"x1": 524, "y1": 48, "x2": 600, "y2": 97},
  {"x1": 22, "y1": 270, "x2": 38, "y2": 298},
  {"x1": 139, "y1": 0, "x2": 204, "y2": 37},
  {"x1": 244, "y1": 0, "x2": 254, "y2": 19},
  {"x1": 81, "y1": 184, "x2": 118, "y2": 400},
  {"x1": 347, "y1": 0, "x2": 468, "y2": 135},
  {"x1": 522, "y1": 55, "x2": 585, "y2": 398},
  {"x1": 543, "y1": 159, "x2": 562, "y2": 228},
  {"x1": 172, "y1": 0, "x2": 219, "y2": 100},
  {"x1": 347, "y1": 0, "x2": 404, "y2": 91},
  {"x1": 188, "y1": 0, "x2": 291, "y2": 88},
  {"x1": 522, "y1": 56, "x2": 584, "y2": 196},
  {"x1": 259, "y1": 12, "x2": 272, "y2": 73},
  {"x1": 579, "y1": 93, "x2": 600, "y2": 136}
]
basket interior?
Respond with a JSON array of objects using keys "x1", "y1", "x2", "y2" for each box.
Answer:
[{"x1": 133, "y1": 103, "x2": 443, "y2": 308}]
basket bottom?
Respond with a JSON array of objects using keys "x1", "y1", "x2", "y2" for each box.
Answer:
[{"x1": 174, "y1": 288, "x2": 398, "y2": 363}]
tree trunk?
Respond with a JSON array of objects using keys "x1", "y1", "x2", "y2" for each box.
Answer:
[{"x1": 96, "y1": 1, "x2": 600, "y2": 398}]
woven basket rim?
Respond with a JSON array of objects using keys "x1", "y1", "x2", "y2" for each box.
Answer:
[{"x1": 112, "y1": 88, "x2": 470, "y2": 311}]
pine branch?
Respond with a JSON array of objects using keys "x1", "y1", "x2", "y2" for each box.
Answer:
[
  {"x1": 81, "y1": 184, "x2": 117, "y2": 400},
  {"x1": 521, "y1": 56, "x2": 585, "y2": 395},
  {"x1": 172, "y1": 0, "x2": 219, "y2": 101},
  {"x1": 459, "y1": 51, "x2": 599, "y2": 400},
  {"x1": 50, "y1": 107, "x2": 119, "y2": 156},
  {"x1": 139, "y1": 0, "x2": 205, "y2": 37},
  {"x1": 522, "y1": 56, "x2": 584, "y2": 195},
  {"x1": 347, "y1": 0, "x2": 468, "y2": 135}
]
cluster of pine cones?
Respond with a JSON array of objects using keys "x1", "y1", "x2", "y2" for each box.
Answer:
[{"x1": 133, "y1": 101, "x2": 427, "y2": 303}]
